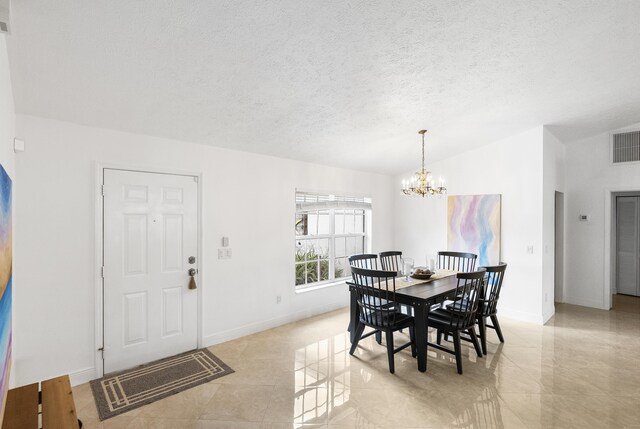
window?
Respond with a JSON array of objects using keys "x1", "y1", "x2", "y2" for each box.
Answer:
[{"x1": 295, "y1": 190, "x2": 371, "y2": 290}]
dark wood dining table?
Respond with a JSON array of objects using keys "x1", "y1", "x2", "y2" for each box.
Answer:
[{"x1": 348, "y1": 274, "x2": 459, "y2": 372}]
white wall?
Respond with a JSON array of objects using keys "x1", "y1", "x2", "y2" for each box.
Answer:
[
  {"x1": 0, "y1": 35, "x2": 14, "y2": 177},
  {"x1": 394, "y1": 127, "x2": 546, "y2": 324},
  {"x1": 564, "y1": 122, "x2": 640, "y2": 309},
  {"x1": 542, "y1": 127, "x2": 565, "y2": 321},
  {"x1": 13, "y1": 115, "x2": 396, "y2": 386}
]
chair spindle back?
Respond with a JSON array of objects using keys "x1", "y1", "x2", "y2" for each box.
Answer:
[
  {"x1": 437, "y1": 251, "x2": 478, "y2": 272},
  {"x1": 379, "y1": 251, "x2": 402, "y2": 272},
  {"x1": 479, "y1": 263, "x2": 507, "y2": 317},
  {"x1": 446, "y1": 269, "x2": 486, "y2": 330},
  {"x1": 348, "y1": 254, "x2": 379, "y2": 270},
  {"x1": 348, "y1": 266, "x2": 400, "y2": 327}
]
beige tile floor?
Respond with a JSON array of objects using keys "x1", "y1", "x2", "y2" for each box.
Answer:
[{"x1": 73, "y1": 295, "x2": 640, "y2": 428}]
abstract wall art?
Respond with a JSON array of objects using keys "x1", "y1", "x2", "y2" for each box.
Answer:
[
  {"x1": 447, "y1": 194, "x2": 501, "y2": 267},
  {"x1": 0, "y1": 164, "x2": 12, "y2": 424}
]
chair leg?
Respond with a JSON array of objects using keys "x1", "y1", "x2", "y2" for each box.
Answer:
[
  {"x1": 468, "y1": 328, "x2": 482, "y2": 358},
  {"x1": 375, "y1": 330, "x2": 382, "y2": 344},
  {"x1": 490, "y1": 315, "x2": 505, "y2": 343},
  {"x1": 478, "y1": 316, "x2": 487, "y2": 355},
  {"x1": 349, "y1": 322, "x2": 366, "y2": 355},
  {"x1": 436, "y1": 329, "x2": 442, "y2": 345},
  {"x1": 452, "y1": 331, "x2": 463, "y2": 375},
  {"x1": 409, "y1": 326, "x2": 417, "y2": 358},
  {"x1": 385, "y1": 330, "x2": 395, "y2": 374}
]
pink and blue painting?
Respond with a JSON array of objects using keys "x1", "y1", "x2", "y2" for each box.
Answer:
[
  {"x1": 447, "y1": 194, "x2": 501, "y2": 267},
  {"x1": 0, "y1": 164, "x2": 11, "y2": 425}
]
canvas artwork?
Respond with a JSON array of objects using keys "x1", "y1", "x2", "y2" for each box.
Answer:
[
  {"x1": 0, "y1": 164, "x2": 12, "y2": 425},
  {"x1": 447, "y1": 194, "x2": 501, "y2": 267}
]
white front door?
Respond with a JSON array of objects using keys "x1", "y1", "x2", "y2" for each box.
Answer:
[{"x1": 103, "y1": 169, "x2": 199, "y2": 373}]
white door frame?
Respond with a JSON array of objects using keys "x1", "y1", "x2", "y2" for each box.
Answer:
[
  {"x1": 604, "y1": 187, "x2": 640, "y2": 310},
  {"x1": 93, "y1": 162, "x2": 204, "y2": 378}
]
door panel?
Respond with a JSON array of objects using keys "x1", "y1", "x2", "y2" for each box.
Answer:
[
  {"x1": 616, "y1": 196, "x2": 639, "y2": 296},
  {"x1": 123, "y1": 214, "x2": 148, "y2": 275},
  {"x1": 162, "y1": 214, "x2": 183, "y2": 272},
  {"x1": 162, "y1": 286, "x2": 184, "y2": 337},
  {"x1": 104, "y1": 169, "x2": 198, "y2": 373},
  {"x1": 123, "y1": 292, "x2": 148, "y2": 346}
]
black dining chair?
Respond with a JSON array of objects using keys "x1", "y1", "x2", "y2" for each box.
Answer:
[
  {"x1": 348, "y1": 253, "x2": 379, "y2": 270},
  {"x1": 379, "y1": 251, "x2": 402, "y2": 272},
  {"x1": 437, "y1": 251, "x2": 478, "y2": 272},
  {"x1": 427, "y1": 269, "x2": 486, "y2": 374},
  {"x1": 347, "y1": 254, "x2": 381, "y2": 342},
  {"x1": 348, "y1": 266, "x2": 416, "y2": 374},
  {"x1": 476, "y1": 263, "x2": 507, "y2": 355}
]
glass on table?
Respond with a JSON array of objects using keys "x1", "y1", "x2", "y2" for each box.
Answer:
[{"x1": 401, "y1": 257, "x2": 414, "y2": 281}]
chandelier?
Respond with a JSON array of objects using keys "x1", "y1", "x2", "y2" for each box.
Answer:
[{"x1": 401, "y1": 130, "x2": 446, "y2": 197}]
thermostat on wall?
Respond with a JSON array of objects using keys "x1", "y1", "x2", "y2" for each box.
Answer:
[{"x1": 579, "y1": 214, "x2": 589, "y2": 222}]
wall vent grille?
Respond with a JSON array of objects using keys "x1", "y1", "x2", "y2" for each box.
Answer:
[{"x1": 612, "y1": 131, "x2": 640, "y2": 164}]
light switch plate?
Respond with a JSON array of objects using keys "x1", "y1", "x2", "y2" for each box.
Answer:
[{"x1": 14, "y1": 138, "x2": 25, "y2": 152}]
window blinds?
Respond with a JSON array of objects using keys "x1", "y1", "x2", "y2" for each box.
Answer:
[{"x1": 295, "y1": 191, "x2": 372, "y2": 211}]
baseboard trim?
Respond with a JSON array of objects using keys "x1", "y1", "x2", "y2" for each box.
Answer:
[
  {"x1": 542, "y1": 307, "x2": 555, "y2": 324},
  {"x1": 203, "y1": 301, "x2": 346, "y2": 347},
  {"x1": 69, "y1": 366, "x2": 96, "y2": 386},
  {"x1": 563, "y1": 295, "x2": 607, "y2": 310},
  {"x1": 497, "y1": 307, "x2": 545, "y2": 325}
]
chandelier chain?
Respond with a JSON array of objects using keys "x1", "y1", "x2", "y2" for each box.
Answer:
[{"x1": 421, "y1": 132, "x2": 425, "y2": 174}]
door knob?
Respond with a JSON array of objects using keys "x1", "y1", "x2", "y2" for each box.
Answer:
[{"x1": 188, "y1": 268, "x2": 197, "y2": 289}]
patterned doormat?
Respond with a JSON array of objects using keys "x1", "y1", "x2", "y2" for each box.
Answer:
[{"x1": 90, "y1": 348, "x2": 234, "y2": 420}]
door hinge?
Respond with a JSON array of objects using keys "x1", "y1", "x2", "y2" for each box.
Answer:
[
  {"x1": 98, "y1": 347, "x2": 104, "y2": 359},
  {"x1": 101, "y1": 266, "x2": 104, "y2": 278},
  {"x1": 101, "y1": 184, "x2": 105, "y2": 196},
  {"x1": 193, "y1": 176, "x2": 198, "y2": 183}
]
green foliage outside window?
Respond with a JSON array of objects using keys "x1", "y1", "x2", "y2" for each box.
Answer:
[{"x1": 295, "y1": 246, "x2": 344, "y2": 286}]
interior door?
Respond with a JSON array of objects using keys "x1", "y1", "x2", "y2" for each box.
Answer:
[
  {"x1": 616, "y1": 196, "x2": 639, "y2": 296},
  {"x1": 103, "y1": 169, "x2": 199, "y2": 373}
]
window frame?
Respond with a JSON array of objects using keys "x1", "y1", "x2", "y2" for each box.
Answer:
[{"x1": 295, "y1": 191, "x2": 371, "y2": 291}]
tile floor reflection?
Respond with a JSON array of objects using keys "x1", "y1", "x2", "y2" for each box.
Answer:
[{"x1": 74, "y1": 295, "x2": 640, "y2": 428}]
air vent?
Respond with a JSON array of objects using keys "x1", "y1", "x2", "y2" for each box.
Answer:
[{"x1": 612, "y1": 131, "x2": 640, "y2": 164}]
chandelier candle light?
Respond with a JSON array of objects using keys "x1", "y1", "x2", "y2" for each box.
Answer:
[{"x1": 401, "y1": 130, "x2": 446, "y2": 197}]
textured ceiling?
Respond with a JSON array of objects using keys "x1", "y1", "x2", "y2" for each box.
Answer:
[{"x1": 7, "y1": 1, "x2": 640, "y2": 174}]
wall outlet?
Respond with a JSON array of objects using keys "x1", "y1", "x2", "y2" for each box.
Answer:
[
  {"x1": 545, "y1": 292, "x2": 548, "y2": 303},
  {"x1": 527, "y1": 245, "x2": 534, "y2": 254},
  {"x1": 218, "y1": 248, "x2": 232, "y2": 259},
  {"x1": 276, "y1": 295, "x2": 282, "y2": 304}
]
